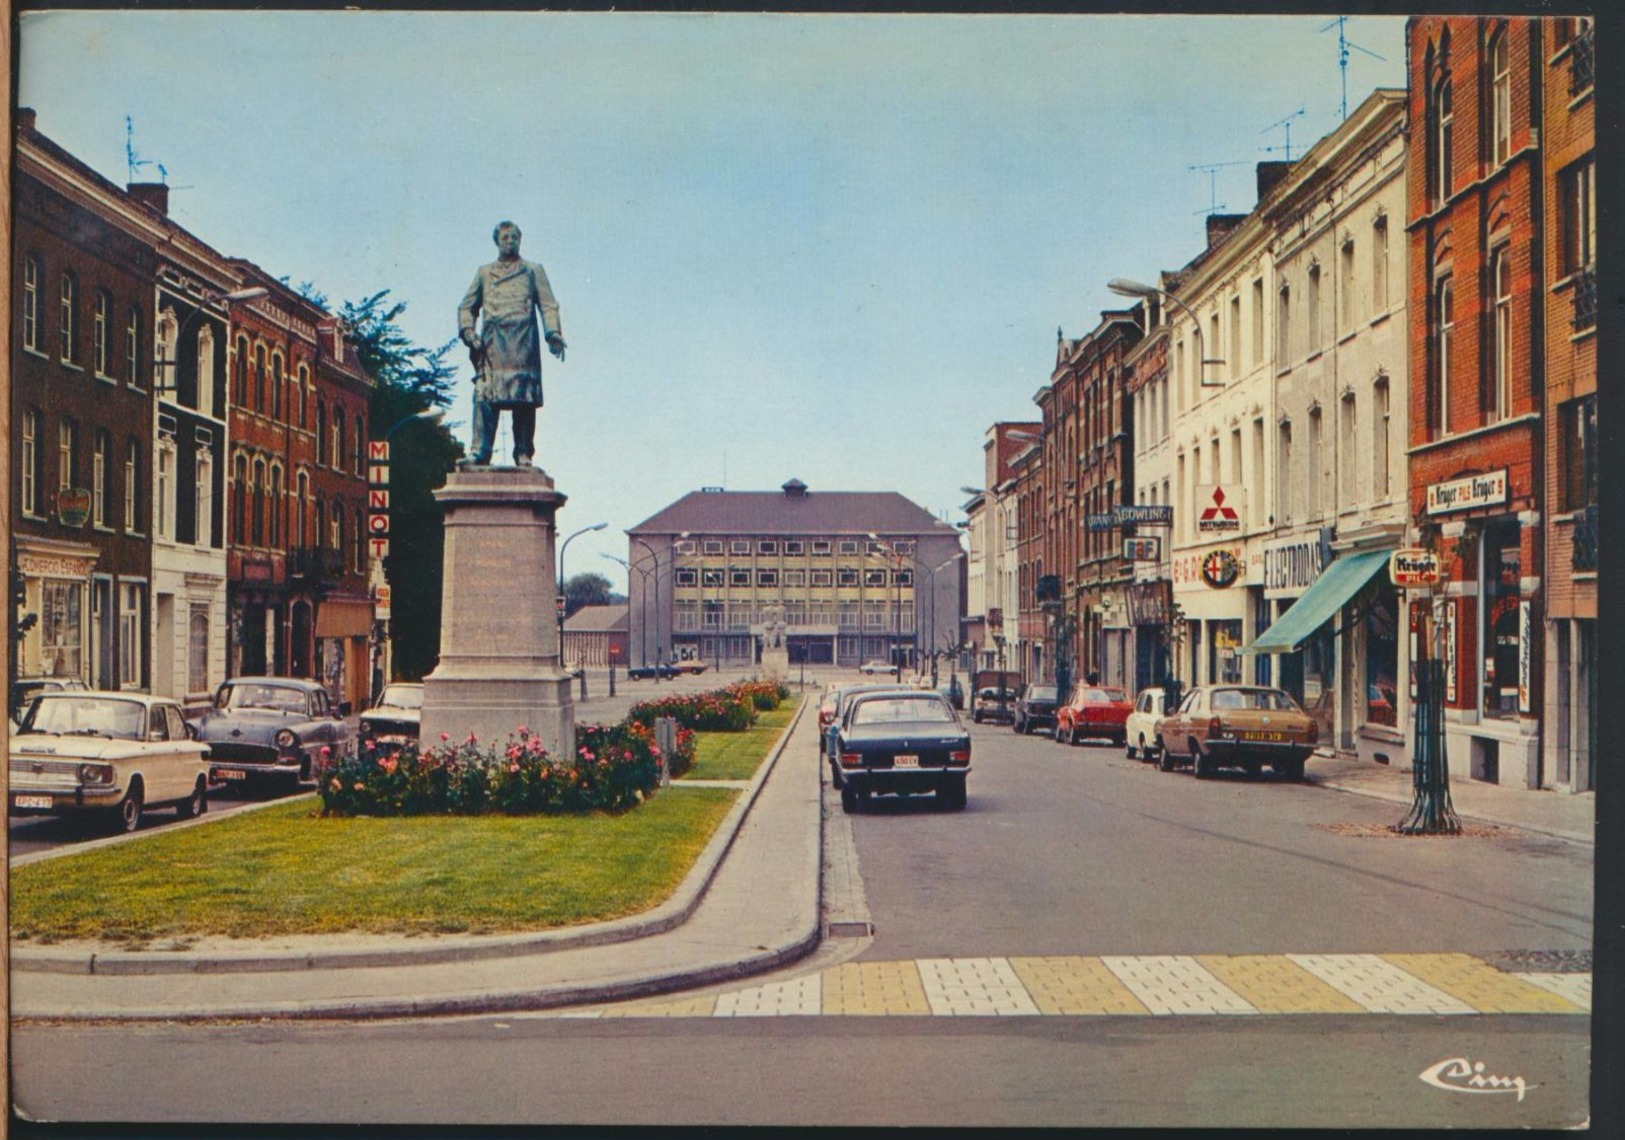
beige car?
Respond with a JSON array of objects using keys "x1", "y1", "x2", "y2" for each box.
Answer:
[
  {"x1": 9, "y1": 691, "x2": 211, "y2": 832},
  {"x1": 1156, "y1": 685, "x2": 1318, "y2": 781}
]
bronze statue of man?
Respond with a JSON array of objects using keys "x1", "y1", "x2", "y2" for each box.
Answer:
[{"x1": 457, "y1": 221, "x2": 566, "y2": 466}]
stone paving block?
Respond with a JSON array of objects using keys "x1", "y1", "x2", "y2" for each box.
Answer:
[
  {"x1": 1194, "y1": 955, "x2": 1364, "y2": 1014},
  {"x1": 1381, "y1": 954, "x2": 1585, "y2": 1014},
  {"x1": 1515, "y1": 972, "x2": 1592, "y2": 1011},
  {"x1": 715, "y1": 974, "x2": 822, "y2": 1017},
  {"x1": 1008, "y1": 956, "x2": 1151, "y2": 1016},
  {"x1": 916, "y1": 957, "x2": 1041, "y2": 1017},
  {"x1": 821, "y1": 960, "x2": 932, "y2": 1016},
  {"x1": 1287, "y1": 953, "x2": 1475, "y2": 1015},
  {"x1": 1100, "y1": 955, "x2": 1255, "y2": 1016}
]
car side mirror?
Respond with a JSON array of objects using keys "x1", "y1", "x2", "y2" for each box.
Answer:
[{"x1": 338, "y1": 701, "x2": 353, "y2": 718}]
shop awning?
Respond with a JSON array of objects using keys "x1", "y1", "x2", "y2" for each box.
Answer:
[{"x1": 1241, "y1": 549, "x2": 1392, "y2": 654}]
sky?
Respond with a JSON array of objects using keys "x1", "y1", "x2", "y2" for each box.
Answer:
[{"x1": 17, "y1": 10, "x2": 1407, "y2": 590}]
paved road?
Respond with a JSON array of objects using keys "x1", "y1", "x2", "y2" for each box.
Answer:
[{"x1": 8, "y1": 697, "x2": 1593, "y2": 1130}]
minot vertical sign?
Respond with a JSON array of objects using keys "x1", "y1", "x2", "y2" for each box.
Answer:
[{"x1": 368, "y1": 439, "x2": 390, "y2": 564}]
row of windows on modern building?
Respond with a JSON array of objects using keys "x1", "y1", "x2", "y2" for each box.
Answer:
[{"x1": 16, "y1": 407, "x2": 369, "y2": 569}]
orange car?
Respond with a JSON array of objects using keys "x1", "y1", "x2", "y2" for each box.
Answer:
[
  {"x1": 1155, "y1": 685, "x2": 1318, "y2": 781},
  {"x1": 1055, "y1": 684, "x2": 1132, "y2": 746}
]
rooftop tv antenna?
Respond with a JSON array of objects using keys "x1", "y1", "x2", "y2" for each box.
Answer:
[
  {"x1": 1321, "y1": 16, "x2": 1389, "y2": 120},
  {"x1": 1261, "y1": 107, "x2": 1307, "y2": 162},
  {"x1": 1187, "y1": 160, "x2": 1253, "y2": 215},
  {"x1": 125, "y1": 116, "x2": 161, "y2": 183}
]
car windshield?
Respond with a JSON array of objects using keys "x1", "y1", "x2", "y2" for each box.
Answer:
[
  {"x1": 850, "y1": 697, "x2": 956, "y2": 725},
  {"x1": 1078, "y1": 688, "x2": 1127, "y2": 703},
  {"x1": 219, "y1": 683, "x2": 310, "y2": 715},
  {"x1": 1210, "y1": 688, "x2": 1302, "y2": 712},
  {"x1": 1028, "y1": 686, "x2": 1059, "y2": 701},
  {"x1": 376, "y1": 685, "x2": 424, "y2": 710},
  {"x1": 21, "y1": 695, "x2": 147, "y2": 739}
]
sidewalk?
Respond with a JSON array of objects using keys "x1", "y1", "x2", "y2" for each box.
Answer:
[
  {"x1": 10, "y1": 697, "x2": 824, "y2": 1021},
  {"x1": 1310, "y1": 753, "x2": 1594, "y2": 846}
]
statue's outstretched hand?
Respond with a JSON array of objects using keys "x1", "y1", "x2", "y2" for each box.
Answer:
[{"x1": 547, "y1": 333, "x2": 567, "y2": 363}]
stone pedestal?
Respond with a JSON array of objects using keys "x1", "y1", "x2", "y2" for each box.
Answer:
[
  {"x1": 760, "y1": 646, "x2": 791, "y2": 680},
  {"x1": 420, "y1": 467, "x2": 575, "y2": 761}
]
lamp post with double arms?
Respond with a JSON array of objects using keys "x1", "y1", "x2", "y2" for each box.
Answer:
[
  {"x1": 601, "y1": 552, "x2": 646, "y2": 685},
  {"x1": 632, "y1": 537, "x2": 664, "y2": 683},
  {"x1": 557, "y1": 521, "x2": 607, "y2": 693},
  {"x1": 1107, "y1": 277, "x2": 1224, "y2": 387},
  {"x1": 921, "y1": 552, "x2": 964, "y2": 688}
]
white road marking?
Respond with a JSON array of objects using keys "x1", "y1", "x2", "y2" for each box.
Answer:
[
  {"x1": 1287, "y1": 954, "x2": 1476, "y2": 1015},
  {"x1": 917, "y1": 957, "x2": 1041, "y2": 1016},
  {"x1": 1100, "y1": 955, "x2": 1256, "y2": 1015}
]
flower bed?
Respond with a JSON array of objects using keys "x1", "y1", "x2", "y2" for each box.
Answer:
[
  {"x1": 319, "y1": 726, "x2": 661, "y2": 817},
  {"x1": 726, "y1": 679, "x2": 793, "y2": 711},
  {"x1": 628, "y1": 689, "x2": 755, "y2": 733}
]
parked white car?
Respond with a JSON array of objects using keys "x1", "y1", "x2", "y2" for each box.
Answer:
[
  {"x1": 9, "y1": 691, "x2": 210, "y2": 833},
  {"x1": 1125, "y1": 686, "x2": 1170, "y2": 763}
]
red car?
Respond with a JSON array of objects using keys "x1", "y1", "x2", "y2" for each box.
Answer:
[{"x1": 1055, "y1": 684, "x2": 1132, "y2": 746}]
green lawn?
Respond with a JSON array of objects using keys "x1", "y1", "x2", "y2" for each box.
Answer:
[
  {"x1": 10, "y1": 787, "x2": 738, "y2": 944},
  {"x1": 685, "y1": 704, "x2": 798, "y2": 781}
]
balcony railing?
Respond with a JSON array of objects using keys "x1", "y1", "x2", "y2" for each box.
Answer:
[
  {"x1": 1571, "y1": 264, "x2": 1597, "y2": 332},
  {"x1": 1572, "y1": 504, "x2": 1597, "y2": 572},
  {"x1": 287, "y1": 546, "x2": 345, "y2": 579},
  {"x1": 1569, "y1": 24, "x2": 1594, "y2": 97}
]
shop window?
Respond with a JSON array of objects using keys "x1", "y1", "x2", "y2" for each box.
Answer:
[
  {"x1": 1482, "y1": 520, "x2": 1521, "y2": 720},
  {"x1": 119, "y1": 581, "x2": 145, "y2": 687},
  {"x1": 41, "y1": 579, "x2": 84, "y2": 679}
]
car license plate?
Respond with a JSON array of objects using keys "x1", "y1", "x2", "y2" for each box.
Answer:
[
  {"x1": 893, "y1": 754, "x2": 919, "y2": 768},
  {"x1": 13, "y1": 795, "x2": 53, "y2": 810},
  {"x1": 215, "y1": 768, "x2": 248, "y2": 780},
  {"x1": 1241, "y1": 732, "x2": 1285, "y2": 742}
]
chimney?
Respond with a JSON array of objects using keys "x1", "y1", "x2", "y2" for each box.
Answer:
[
  {"x1": 1205, "y1": 213, "x2": 1246, "y2": 250},
  {"x1": 781, "y1": 478, "x2": 809, "y2": 499},
  {"x1": 17, "y1": 107, "x2": 36, "y2": 134},
  {"x1": 1256, "y1": 160, "x2": 1293, "y2": 201},
  {"x1": 127, "y1": 182, "x2": 169, "y2": 216}
]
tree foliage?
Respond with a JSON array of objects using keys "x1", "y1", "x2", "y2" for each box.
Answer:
[{"x1": 564, "y1": 572, "x2": 615, "y2": 618}]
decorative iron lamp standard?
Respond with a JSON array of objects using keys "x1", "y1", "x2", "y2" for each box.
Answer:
[
  {"x1": 1107, "y1": 277, "x2": 1226, "y2": 388},
  {"x1": 557, "y1": 521, "x2": 607, "y2": 696}
]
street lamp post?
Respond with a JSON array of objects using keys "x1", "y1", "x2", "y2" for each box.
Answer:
[
  {"x1": 632, "y1": 537, "x2": 664, "y2": 684},
  {"x1": 921, "y1": 552, "x2": 964, "y2": 688},
  {"x1": 601, "y1": 553, "x2": 648, "y2": 676},
  {"x1": 1107, "y1": 277, "x2": 1224, "y2": 387},
  {"x1": 558, "y1": 521, "x2": 607, "y2": 695}
]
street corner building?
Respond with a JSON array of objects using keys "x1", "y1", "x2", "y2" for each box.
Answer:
[
  {"x1": 625, "y1": 479, "x2": 965, "y2": 672},
  {"x1": 9, "y1": 109, "x2": 378, "y2": 717}
]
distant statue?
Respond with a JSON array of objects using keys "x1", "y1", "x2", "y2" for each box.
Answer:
[
  {"x1": 761, "y1": 604, "x2": 786, "y2": 649},
  {"x1": 457, "y1": 221, "x2": 566, "y2": 466}
]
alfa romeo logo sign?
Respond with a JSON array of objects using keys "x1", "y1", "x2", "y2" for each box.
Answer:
[{"x1": 1201, "y1": 549, "x2": 1241, "y2": 588}]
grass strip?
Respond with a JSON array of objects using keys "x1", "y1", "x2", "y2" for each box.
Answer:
[
  {"x1": 10, "y1": 787, "x2": 738, "y2": 944},
  {"x1": 685, "y1": 705, "x2": 797, "y2": 781}
]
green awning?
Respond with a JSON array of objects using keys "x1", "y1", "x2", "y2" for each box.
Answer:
[{"x1": 1241, "y1": 548, "x2": 1392, "y2": 654}]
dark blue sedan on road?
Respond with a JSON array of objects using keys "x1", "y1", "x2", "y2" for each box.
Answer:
[{"x1": 832, "y1": 690, "x2": 970, "y2": 813}]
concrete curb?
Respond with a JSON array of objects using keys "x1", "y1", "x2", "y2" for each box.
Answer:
[
  {"x1": 1311, "y1": 775, "x2": 1595, "y2": 847},
  {"x1": 13, "y1": 696, "x2": 811, "y2": 977}
]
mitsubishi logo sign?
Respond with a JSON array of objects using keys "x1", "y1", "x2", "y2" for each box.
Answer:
[{"x1": 1196, "y1": 485, "x2": 1242, "y2": 534}]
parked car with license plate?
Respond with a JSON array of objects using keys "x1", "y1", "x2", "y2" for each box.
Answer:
[
  {"x1": 358, "y1": 682, "x2": 423, "y2": 756},
  {"x1": 970, "y1": 686, "x2": 1016, "y2": 724},
  {"x1": 1125, "y1": 686, "x2": 1169, "y2": 763},
  {"x1": 857, "y1": 659, "x2": 897, "y2": 676},
  {"x1": 832, "y1": 690, "x2": 970, "y2": 813},
  {"x1": 190, "y1": 677, "x2": 351, "y2": 793},
  {"x1": 9, "y1": 691, "x2": 209, "y2": 833},
  {"x1": 1155, "y1": 684, "x2": 1318, "y2": 780},
  {"x1": 1055, "y1": 684, "x2": 1132, "y2": 746},
  {"x1": 1012, "y1": 683, "x2": 1061, "y2": 735},
  {"x1": 10, "y1": 676, "x2": 88, "y2": 727},
  {"x1": 822, "y1": 681, "x2": 913, "y2": 764}
]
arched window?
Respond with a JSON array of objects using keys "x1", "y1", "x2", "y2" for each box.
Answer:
[
  {"x1": 1490, "y1": 244, "x2": 1512, "y2": 422},
  {"x1": 59, "y1": 272, "x2": 77, "y2": 363},
  {"x1": 254, "y1": 345, "x2": 268, "y2": 413},
  {"x1": 1434, "y1": 273, "x2": 1455, "y2": 436},
  {"x1": 252, "y1": 457, "x2": 267, "y2": 546},
  {"x1": 234, "y1": 336, "x2": 249, "y2": 407},
  {"x1": 155, "y1": 309, "x2": 179, "y2": 395},
  {"x1": 21, "y1": 256, "x2": 39, "y2": 351},
  {"x1": 126, "y1": 441, "x2": 142, "y2": 533},
  {"x1": 93, "y1": 291, "x2": 111, "y2": 375},
  {"x1": 233, "y1": 454, "x2": 248, "y2": 545},
  {"x1": 93, "y1": 430, "x2": 110, "y2": 527},
  {"x1": 294, "y1": 364, "x2": 309, "y2": 428},
  {"x1": 188, "y1": 610, "x2": 210, "y2": 694},
  {"x1": 1489, "y1": 27, "x2": 1511, "y2": 167},
  {"x1": 21, "y1": 410, "x2": 40, "y2": 516},
  {"x1": 1275, "y1": 283, "x2": 1291, "y2": 363},
  {"x1": 296, "y1": 471, "x2": 309, "y2": 547},
  {"x1": 127, "y1": 306, "x2": 142, "y2": 387},
  {"x1": 1432, "y1": 74, "x2": 1454, "y2": 204},
  {"x1": 271, "y1": 352, "x2": 285, "y2": 421},
  {"x1": 315, "y1": 498, "x2": 327, "y2": 554},
  {"x1": 269, "y1": 464, "x2": 284, "y2": 547},
  {"x1": 197, "y1": 326, "x2": 216, "y2": 417},
  {"x1": 355, "y1": 419, "x2": 366, "y2": 476},
  {"x1": 332, "y1": 407, "x2": 346, "y2": 470},
  {"x1": 354, "y1": 507, "x2": 365, "y2": 573},
  {"x1": 332, "y1": 500, "x2": 344, "y2": 553},
  {"x1": 315, "y1": 402, "x2": 327, "y2": 465}
]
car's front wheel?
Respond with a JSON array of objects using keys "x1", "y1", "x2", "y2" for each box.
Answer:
[
  {"x1": 175, "y1": 776, "x2": 208, "y2": 820},
  {"x1": 110, "y1": 778, "x2": 143, "y2": 834}
]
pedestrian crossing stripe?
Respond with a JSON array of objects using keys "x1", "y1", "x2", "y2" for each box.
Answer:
[{"x1": 570, "y1": 955, "x2": 1588, "y2": 1019}]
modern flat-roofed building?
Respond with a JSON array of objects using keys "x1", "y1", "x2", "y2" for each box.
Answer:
[{"x1": 627, "y1": 479, "x2": 963, "y2": 672}]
